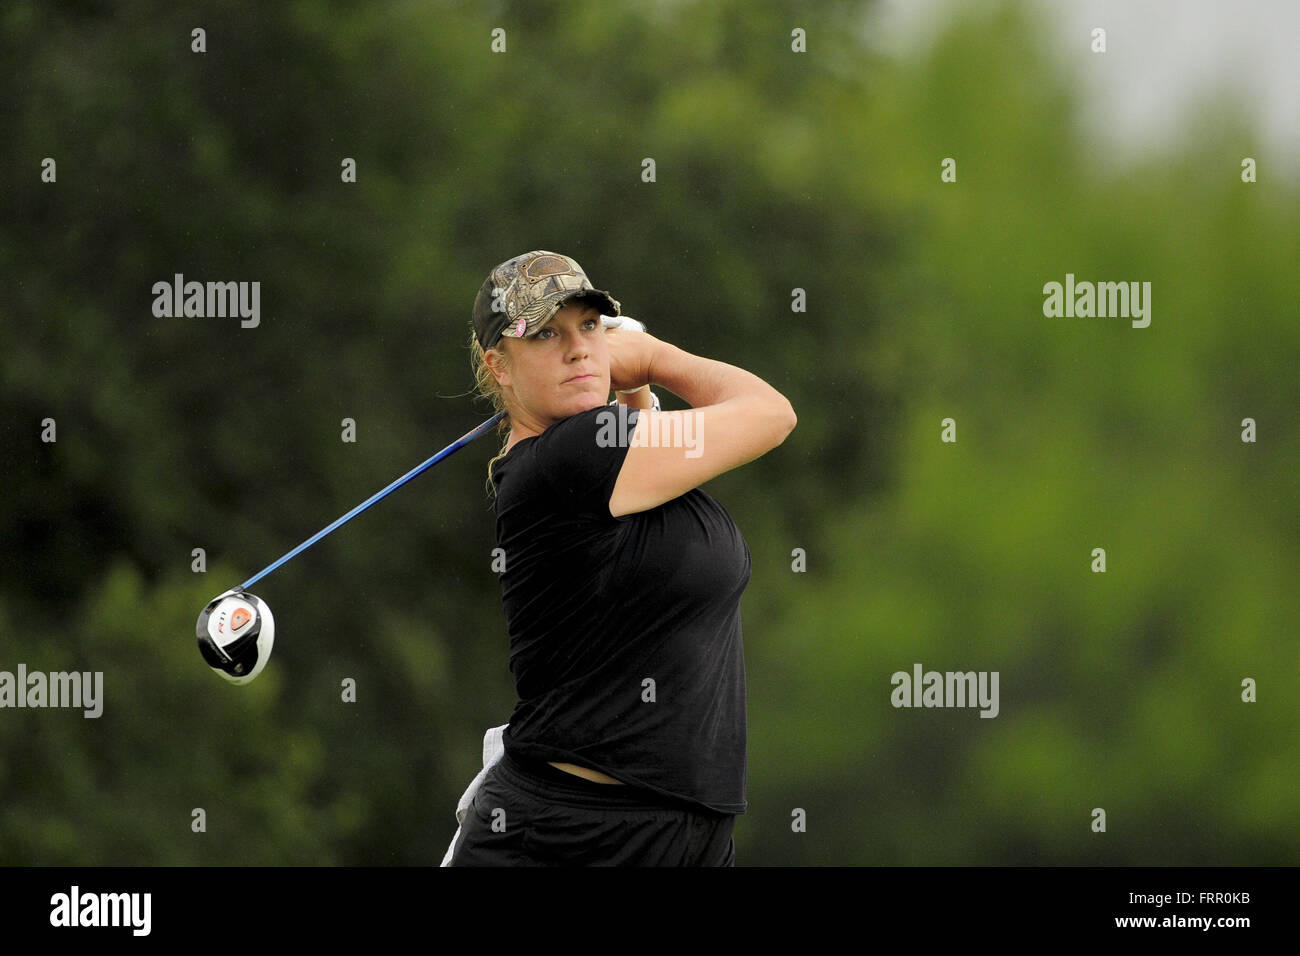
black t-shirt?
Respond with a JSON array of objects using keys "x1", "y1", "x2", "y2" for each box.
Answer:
[{"x1": 489, "y1": 404, "x2": 751, "y2": 814}]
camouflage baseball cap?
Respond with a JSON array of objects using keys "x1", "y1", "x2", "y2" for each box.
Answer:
[{"x1": 471, "y1": 251, "x2": 621, "y2": 350}]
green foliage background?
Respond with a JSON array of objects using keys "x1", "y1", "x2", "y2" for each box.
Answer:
[{"x1": 2, "y1": 0, "x2": 1295, "y2": 864}]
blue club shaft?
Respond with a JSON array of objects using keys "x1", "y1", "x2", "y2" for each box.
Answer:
[{"x1": 239, "y1": 410, "x2": 507, "y2": 590}]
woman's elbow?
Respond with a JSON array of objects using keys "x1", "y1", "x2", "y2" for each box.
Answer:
[{"x1": 768, "y1": 397, "x2": 797, "y2": 444}]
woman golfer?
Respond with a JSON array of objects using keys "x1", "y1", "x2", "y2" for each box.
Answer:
[{"x1": 447, "y1": 250, "x2": 796, "y2": 866}]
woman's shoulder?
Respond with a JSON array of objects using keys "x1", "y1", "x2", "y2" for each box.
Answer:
[
  {"x1": 533, "y1": 405, "x2": 634, "y2": 451},
  {"x1": 495, "y1": 405, "x2": 641, "y2": 511}
]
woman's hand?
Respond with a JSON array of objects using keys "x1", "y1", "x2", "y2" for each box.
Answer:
[{"x1": 605, "y1": 325, "x2": 664, "y2": 393}]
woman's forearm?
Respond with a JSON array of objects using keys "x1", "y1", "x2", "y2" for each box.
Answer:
[{"x1": 649, "y1": 343, "x2": 794, "y2": 415}]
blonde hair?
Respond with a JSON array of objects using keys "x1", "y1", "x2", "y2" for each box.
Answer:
[{"x1": 468, "y1": 328, "x2": 513, "y2": 501}]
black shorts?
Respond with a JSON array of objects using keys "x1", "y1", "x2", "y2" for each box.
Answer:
[{"x1": 447, "y1": 750, "x2": 736, "y2": 867}]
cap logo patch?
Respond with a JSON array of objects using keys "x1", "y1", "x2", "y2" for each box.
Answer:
[
  {"x1": 523, "y1": 254, "x2": 575, "y2": 282},
  {"x1": 513, "y1": 317, "x2": 527, "y2": 336}
]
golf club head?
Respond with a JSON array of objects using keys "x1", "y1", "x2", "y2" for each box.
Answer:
[{"x1": 196, "y1": 588, "x2": 275, "y2": 685}]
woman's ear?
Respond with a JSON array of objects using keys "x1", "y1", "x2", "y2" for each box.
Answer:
[{"x1": 484, "y1": 344, "x2": 510, "y2": 388}]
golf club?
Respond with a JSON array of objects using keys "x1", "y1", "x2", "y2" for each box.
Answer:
[{"x1": 197, "y1": 313, "x2": 648, "y2": 682}]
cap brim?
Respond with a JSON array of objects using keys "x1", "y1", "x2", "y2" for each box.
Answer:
[
  {"x1": 545, "y1": 290, "x2": 619, "y2": 322},
  {"x1": 508, "y1": 289, "x2": 621, "y2": 339}
]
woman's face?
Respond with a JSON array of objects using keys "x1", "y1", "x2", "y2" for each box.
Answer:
[{"x1": 487, "y1": 300, "x2": 611, "y2": 429}]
